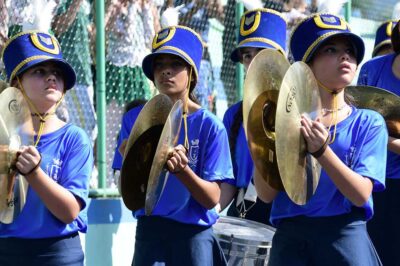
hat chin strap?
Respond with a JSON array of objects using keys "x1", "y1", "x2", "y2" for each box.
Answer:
[
  {"x1": 317, "y1": 80, "x2": 346, "y2": 144},
  {"x1": 182, "y1": 67, "x2": 192, "y2": 151},
  {"x1": 17, "y1": 77, "x2": 64, "y2": 147}
]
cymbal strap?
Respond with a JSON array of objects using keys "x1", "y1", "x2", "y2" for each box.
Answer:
[
  {"x1": 327, "y1": 92, "x2": 338, "y2": 144},
  {"x1": 310, "y1": 136, "x2": 329, "y2": 158},
  {"x1": 19, "y1": 154, "x2": 42, "y2": 176},
  {"x1": 317, "y1": 80, "x2": 341, "y2": 144}
]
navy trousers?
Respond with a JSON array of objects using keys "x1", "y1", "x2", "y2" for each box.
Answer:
[
  {"x1": 268, "y1": 208, "x2": 382, "y2": 266},
  {"x1": 132, "y1": 216, "x2": 227, "y2": 266},
  {"x1": 0, "y1": 232, "x2": 83, "y2": 266}
]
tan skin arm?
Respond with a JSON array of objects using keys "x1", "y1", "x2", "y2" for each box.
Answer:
[
  {"x1": 388, "y1": 136, "x2": 400, "y2": 154},
  {"x1": 218, "y1": 183, "x2": 237, "y2": 212},
  {"x1": 254, "y1": 167, "x2": 278, "y2": 203},
  {"x1": 16, "y1": 146, "x2": 81, "y2": 224},
  {"x1": 167, "y1": 145, "x2": 221, "y2": 209},
  {"x1": 301, "y1": 115, "x2": 373, "y2": 207}
]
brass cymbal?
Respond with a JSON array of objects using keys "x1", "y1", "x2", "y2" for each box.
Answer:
[
  {"x1": 275, "y1": 62, "x2": 321, "y2": 205},
  {"x1": 346, "y1": 86, "x2": 400, "y2": 138},
  {"x1": 243, "y1": 49, "x2": 290, "y2": 190},
  {"x1": 121, "y1": 94, "x2": 173, "y2": 211},
  {"x1": 0, "y1": 87, "x2": 33, "y2": 223},
  {"x1": 145, "y1": 99, "x2": 183, "y2": 215}
]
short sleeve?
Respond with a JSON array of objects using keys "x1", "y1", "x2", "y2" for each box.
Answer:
[
  {"x1": 357, "y1": 63, "x2": 369, "y2": 86},
  {"x1": 201, "y1": 122, "x2": 234, "y2": 183},
  {"x1": 352, "y1": 113, "x2": 388, "y2": 192},
  {"x1": 112, "y1": 106, "x2": 143, "y2": 170},
  {"x1": 60, "y1": 130, "x2": 93, "y2": 210}
]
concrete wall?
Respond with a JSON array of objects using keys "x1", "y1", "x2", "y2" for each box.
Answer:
[{"x1": 83, "y1": 198, "x2": 137, "y2": 266}]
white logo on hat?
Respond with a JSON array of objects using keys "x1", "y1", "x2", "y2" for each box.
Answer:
[
  {"x1": 158, "y1": 30, "x2": 169, "y2": 40},
  {"x1": 39, "y1": 35, "x2": 53, "y2": 46},
  {"x1": 321, "y1": 16, "x2": 338, "y2": 24},
  {"x1": 245, "y1": 14, "x2": 255, "y2": 26}
]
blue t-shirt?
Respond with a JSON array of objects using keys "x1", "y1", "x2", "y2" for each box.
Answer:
[
  {"x1": 270, "y1": 107, "x2": 387, "y2": 226},
  {"x1": 112, "y1": 106, "x2": 143, "y2": 170},
  {"x1": 222, "y1": 101, "x2": 254, "y2": 188},
  {"x1": 113, "y1": 106, "x2": 234, "y2": 226},
  {"x1": 0, "y1": 124, "x2": 93, "y2": 238},
  {"x1": 358, "y1": 53, "x2": 400, "y2": 179}
]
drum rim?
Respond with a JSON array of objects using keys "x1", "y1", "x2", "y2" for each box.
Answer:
[
  {"x1": 213, "y1": 216, "x2": 275, "y2": 246},
  {"x1": 216, "y1": 233, "x2": 273, "y2": 246}
]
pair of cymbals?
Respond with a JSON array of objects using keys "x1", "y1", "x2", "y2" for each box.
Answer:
[
  {"x1": 243, "y1": 49, "x2": 321, "y2": 205},
  {"x1": 347, "y1": 86, "x2": 400, "y2": 138},
  {"x1": 243, "y1": 49, "x2": 290, "y2": 191},
  {"x1": 0, "y1": 87, "x2": 33, "y2": 224},
  {"x1": 120, "y1": 94, "x2": 182, "y2": 215},
  {"x1": 275, "y1": 62, "x2": 322, "y2": 205}
]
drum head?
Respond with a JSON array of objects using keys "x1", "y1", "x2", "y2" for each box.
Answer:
[{"x1": 213, "y1": 216, "x2": 275, "y2": 246}]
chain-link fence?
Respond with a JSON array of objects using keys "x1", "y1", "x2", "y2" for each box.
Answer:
[
  {"x1": 351, "y1": 0, "x2": 399, "y2": 65},
  {"x1": 0, "y1": 0, "x2": 398, "y2": 192}
]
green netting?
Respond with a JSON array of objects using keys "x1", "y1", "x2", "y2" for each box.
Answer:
[
  {"x1": 351, "y1": 0, "x2": 399, "y2": 63},
  {"x1": 0, "y1": 0, "x2": 398, "y2": 191}
]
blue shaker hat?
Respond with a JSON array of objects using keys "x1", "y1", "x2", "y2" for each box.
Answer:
[
  {"x1": 1, "y1": 31, "x2": 76, "y2": 90},
  {"x1": 373, "y1": 20, "x2": 397, "y2": 57},
  {"x1": 230, "y1": 8, "x2": 287, "y2": 62},
  {"x1": 290, "y1": 13, "x2": 365, "y2": 64},
  {"x1": 142, "y1": 26, "x2": 204, "y2": 85}
]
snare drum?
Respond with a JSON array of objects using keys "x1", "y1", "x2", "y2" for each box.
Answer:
[{"x1": 213, "y1": 216, "x2": 275, "y2": 266}]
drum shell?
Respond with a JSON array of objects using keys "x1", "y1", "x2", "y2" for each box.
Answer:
[{"x1": 213, "y1": 216, "x2": 275, "y2": 266}]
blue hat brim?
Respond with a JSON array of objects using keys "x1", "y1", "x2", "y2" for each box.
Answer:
[
  {"x1": 230, "y1": 42, "x2": 279, "y2": 62},
  {"x1": 372, "y1": 40, "x2": 392, "y2": 57},
  {"x1": 305, "y1": 32, "x2": 365, "y2": 64},
  {"x1": 142, "y1": 49, "x2": 198, "y2": 84},
  {"x1": 15, "y1": 58, "x2": 76, "y2": 91}
]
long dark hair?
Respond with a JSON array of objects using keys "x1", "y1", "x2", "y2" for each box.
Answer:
[{"x1": 188, "y1": 66, "x2": 200, "y2": 104}]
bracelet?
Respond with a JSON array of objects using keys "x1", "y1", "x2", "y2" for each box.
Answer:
[
  {"x1": 310, "y1": 137, "x2": 329, "y2": 158},
  {"x1": 20, "y1": 155, "x2": 42, "y2": 176}
]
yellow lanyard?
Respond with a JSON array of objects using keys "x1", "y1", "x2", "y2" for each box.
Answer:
[
  {"x1": 182, "y1": 68, "x2": 192, "y2": 151},
  {"x1": 317, "y1": 80, "x2": 342, "y2": 144},
  {"x1": 17, "y1": 78, "x2": 64, "y2": 147}
]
